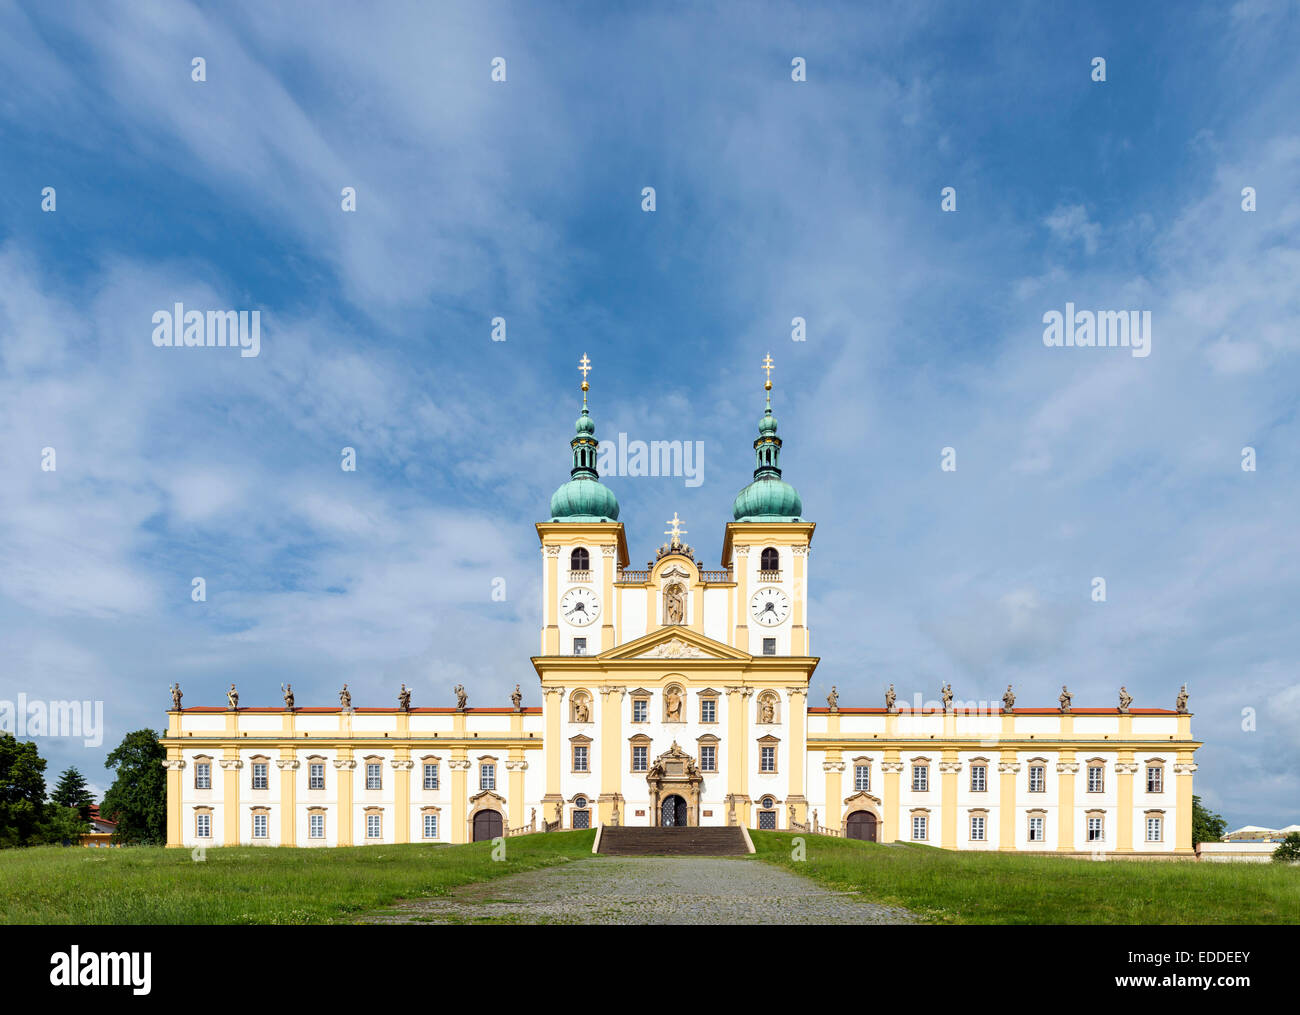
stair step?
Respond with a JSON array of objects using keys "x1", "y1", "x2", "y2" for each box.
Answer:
[{"x1": 597, "y1": 826, "x2": 750, "y2": 856}]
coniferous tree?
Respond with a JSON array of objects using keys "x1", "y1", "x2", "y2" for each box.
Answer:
[{"x1": 51, "y1": 767, "x2": 95, "y2": 822}]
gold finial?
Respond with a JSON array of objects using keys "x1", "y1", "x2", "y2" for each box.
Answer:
[
  {"x1": 761, "y1": 352, "x2": 774, "y2": 408},
  {"x1": 665, "y1": 511, "x2": 687, "y2": 547},
  {"x1": 578, "y1": 352, "x2": 591, "y2": 408}
]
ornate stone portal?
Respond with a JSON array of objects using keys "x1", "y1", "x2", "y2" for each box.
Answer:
[{"x1": 645, "y1": 741, "x2": 704, "y2": 827}]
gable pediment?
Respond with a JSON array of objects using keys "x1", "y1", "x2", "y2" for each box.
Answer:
[{"x1": 602, "y1": 626, "x2": 749, "y2": 662}]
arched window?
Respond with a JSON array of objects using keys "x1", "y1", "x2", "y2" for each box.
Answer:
[
  {"x1": 570, "y1": 547, "x2": 590, "y2": 571},
  {"x1": 760, "y1": 547, "x2": 780, "y2": 572}
]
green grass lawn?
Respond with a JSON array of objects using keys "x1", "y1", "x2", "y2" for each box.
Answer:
[
  {"x1": 0, "y1": 831, "x2": 595, "y2": 924},
  {"x1": 749, "y1": 830, "x2": 1300, "y2": 924}
]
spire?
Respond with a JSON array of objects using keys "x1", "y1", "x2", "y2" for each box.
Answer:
[
  {"x1": 732, "y1": 352, "x2": 803, "y2": 521},
  {"x1": 753, "y1": 351, "x2": 782, "y2": 480},
  {"x1": 549, "y1": 353, "x2": 620, "y2": 521},
  {"x1": 570, "y1": 352, "x2": 598, "y2": 480}
]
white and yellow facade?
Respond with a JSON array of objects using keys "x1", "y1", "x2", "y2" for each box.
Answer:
[{"x1": 161, "y1": 357, "x2": 1201, "y2": 854}]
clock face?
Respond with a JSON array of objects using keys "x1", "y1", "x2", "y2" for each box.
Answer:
[
  {"x1": 560, "y1": 587, "x2": 600, "y2": 626},
  {"x1": 750, "y1": 586, "x2": 790, "y2": 626}
]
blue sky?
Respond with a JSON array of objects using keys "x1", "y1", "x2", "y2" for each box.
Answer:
[{"x1": 0, "y1": 0, "x2": 1297, "y2": 826}]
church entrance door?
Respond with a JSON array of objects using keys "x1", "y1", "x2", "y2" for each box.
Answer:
[
  {"x1": 846, "y1": 810, "x2": 878, "y2": 841},
  {"x1": 660, "y1": 794, "x2": 688, "y2": 827},
  {"x1": 472, "y1": 810, "x2": 503, "y2": 842}
]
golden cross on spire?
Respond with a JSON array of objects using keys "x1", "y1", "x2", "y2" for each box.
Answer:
[
  {"x1": 578, "y1": 353, "x2": 591, "y2": 407},
  {"x1": 761, "y1": 351, "x2": 774, "y2": 407},
  {"x1": 664, "y1": 511, "x2": 687, "y2": 547}
]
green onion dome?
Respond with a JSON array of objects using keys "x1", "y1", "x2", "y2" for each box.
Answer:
[
  {"x1": 732, "y1": 407, "x2": 803, "y2": 521},
  {"x1": 550, "y1": 407, "x2": 620, "y2": 521}
]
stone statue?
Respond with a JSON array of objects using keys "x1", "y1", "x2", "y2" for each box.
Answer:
[
  {"x1": 573, "y1": 698, "x2": 590, "y2": 723},
  {"x1": 759, "y1": 697, "x2": 776, "y2": 724},
  {"x1": 398, "y1": 684, "x2": 411, "y2": 711},
  {"x1": 789, "y1": 803, "x2": 796, "y2": 825},
  {"x1": 1176, "y1": 684, "x2": 1189, "y2": 714},
  {"x1": 664, "y1": 689, "x2": 682, "y2": 721},
  {"x1": 827, "y1": 686, "x2": 838, "y2": 711},
  {"x1": 511, "y1": 684, "x2": 522, "y2": 710},
  {"x1": 941, "y1": 683, "x2": 953, "y2": 712},
  {"x1": 885, "y1": 683, "x2": 897, "y2": 713},
  {"x1": 1059, "y1": 685, "x2": 1072, "y2": 713},
  {"x1": 1118, "y1": 686, "x2": 1132, "y2": 713},
  {"x1": 281, "y1": 683, "x2": 295, "y2": 710},
  {"x1": 169, "y1": 683, "x2": 182, "y2": 711},
  {"x1": 339, "y1": 683, "x2": 352, "y2": 709},
  {"x1": 454, "y1": 684, "x2": 468, "y2": 710},
  {"x1": 530, "y1": 807, "x2": 536, "y2": 829},
  {"x1": 664, "y1": 584, "x2": 685, "y2": 625},
  {"x1": 1002, "y1": 684, "x2": 1015, "y2": 712},
  {"x1": 227, "y1": 683, "x2": 239, "y2": 709}
]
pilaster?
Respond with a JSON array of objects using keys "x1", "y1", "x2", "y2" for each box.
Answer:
[
  {"x1": 881, "y1": 752, "x2": 903, "y2": 843},
  {"x1": 334, "y1": 752, "x2": 355, "y2": 846},
  {"x1": 1056, "y1": 753, "x2": 1078, "y2": 851},
  {"x1": 998, "y1": 752, "x2": 1019, "y2": 851},
  {"x1": 277, "y1": 753, "x2": 299, "y2": 846},
  {"x1": 940, "y1": 752, "x2": 961, "y2": 849}
]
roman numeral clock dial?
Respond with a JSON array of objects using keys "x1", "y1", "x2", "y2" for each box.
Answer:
[
  {"x1": 750, "y1": 586, "x2": 789, "y2": 626},
  {"x1": 559, "y1": 587, "x2": 600, "y2": 626}
]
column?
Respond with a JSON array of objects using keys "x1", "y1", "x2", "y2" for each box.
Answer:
[
  {"x1": 822, "y1": 755, "x2": 843, "y2": 833},
  {"x1": 221, "y1": 750, "x2": 242, "y2": 846},
  {"x1": 881, "y1": 753, "x2": 902, "y2": 843},
  {"x1": 393, "y1": 751, "x2": 412, "y2": 843},
  {"x1": 598, "y1": 686, "x2": 624, "y2": 825},
  {"x1": 997, "y1": 751, "x2": 1019, "y2": 851},
  {"x1": 334, "y1": 751, "x2": 355, "y2": 846},
  {"x1": 163, "y1": 754, "x2": 185, "y2": 847},
  {"x1": 786, "y1": 687, "x2": 808, "y2": 822},
  {"x1": 1115, "y1": 753, "x2": 1137, "y2": 853},
  {"x1": 1056, "y1": 753, "x2": 1078, "y2": 852},
  {"x1": 506, "y1": 756, "x2": 527, "y2": 829},
  {"x1": 940, "y1": 751, "x2": 960, "y2": 849},
  {"x1": 278, "y1": 752, "x2": 298, "y2": 847},
  {"x1": 1174, "y1": 756, "x2": 1197, "y2": 854},
  {"x1": 543, "y1": 545, "x2": 560, "y2": 654},
  {"x1": 450, "y1": 751, "x2": 470, "y2": 844}
]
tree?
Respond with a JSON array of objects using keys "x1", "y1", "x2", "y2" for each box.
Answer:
[
  {"x1": 1191, "y1": 795, "x2": 1227, "y2": 845},
  {"x1": 1273, "y1": 832, "x2": 1300, "y2": 864},
  {"x1": 51, "y1": 767, "x2": 95, "y2": 822},
  {"x1": 101, "y1": 730, "x2": 167, "y2": 845},
  {"x1": 0, "y1": 733, "x2": 48, "y2": 847},
  {"x1": 38, "y1": 804, "x2": 89, "y2": 845}
]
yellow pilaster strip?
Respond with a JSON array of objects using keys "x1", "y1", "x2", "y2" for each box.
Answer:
[
  {"x1": 998, "y1": 750, "x2": 1018, "y2": 851},
  {"x1": 881, "y1": 750, "x2": 901, "y2": 843},
  {"x1": 336, "y1": 749, "x2": 354, "y2": 846},
  {"x1": 165, "y1": 746, "x2": 183, "y2": 847},
  {"x1": 1175, "y1": 753, "x2": 1197, "y2": 853},
  {"x1": 733, "y1": 549, "x2": 749, "y2": 648},
  {"x1": 601, "y1": 545, "x2": 616, "y2": 651},
  {"x1": 545, "y1": 688, "x2": 563, "y2": 800},
  {"x1": 450, "y1": 750, "x2": 469, "y2": 844},
  {"x1": 508, "y1": 754, "x2": 526, "y2": 829},
  {"x1": 394, "y1": 750, "x2": 411, "y2": 843},
  {"x1": 940, "y1": 750, "x2": 959, "y2": 849},
  {"x1": 222, "y1": 748, "x2": 241, "y2": 846},
  {"x1": 599, "y1": 687, "x2": 623, "y2": 825},
  {"x1": 791, "y1": 547, "x2": 806, "y2": 655},
  {"x1": 1115, "y1": 751, "x2": 1135, "y2": 852},
  {"x1": 1057, "y1": 751, "x2": 1077, "y2": 851},
  {"x1": 786, "y1": 687, "x2": 807, "y2": 821},
  {"x1": 822, "y1": 752, "x2": 842, "y2": 831},
  {"x1": 279, "y1": 749, "x2": 297, "y2": 847},
  {"x1": 544, "y1": 547, "x2": 560, "y2": 654}
]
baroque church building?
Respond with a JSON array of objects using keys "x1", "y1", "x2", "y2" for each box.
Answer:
[{"x1": 162, "y1": 357, "x2": 1201, "y2": 855}]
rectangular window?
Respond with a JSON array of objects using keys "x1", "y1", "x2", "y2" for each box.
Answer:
[
  {"x1": 1088, "y1": 766, "x2": 1104, "y2": 793},
  {"x1": 970, "y1": 766, "x2": 986, "y2": 792},
  {"x1": 912, "y1": 815, "x2": 927, "y2": 841},
  {"x1": 423, "y1": 813, "x2": 438, "y2": 839},
  {"x1": 195, "y1": 762, "x2": 211, "y2": 790},
  {"x1": 253, "y1": 813, "x2": 268, "y2": 839},
  {"x1": 970, "y1": 815, "x2": 985, "y2": 841},
  {"x1": 633, "y1": 699, "x2": 648, "y2": 723},
  {"x1": 1146, "y1": 817, "x2": 1162, "y2": 842},
  {"x1": 632, "y1": 746, "x2": 648, "y2": 772},
  {"x1": 196, "y1": 813, "x2": 210, "y2": 838},
  {"x1": 309, "y1": 813, "x2": 324, "y2": 839},
  {"x1": 366, "y1": 813, "x2": 381, "y2": 839},
  {"x1": 1087, "y1": 816, "x2": 1104, "y2": 842},
  {"x1": 480, "y1": 763, "x2": 496, "y2": 791},
  {"x1": 701, "y1": 745, "x2": 716, "y2": 772},
  {"x1": 309, "y1": 763, "x2": 325, "y2": 790},
  {"x1": 366, "y1": 763, "x2": 382, "y2": 790},
  {"x1": 762, "y1": 638, "x2": 776, "y2": 656},
  {"x1": 1028, "y1": 765, "x2": 1045, "y2": 793},
  {"x1": 423, "y1": 763, "x2": 439, "y2": 790},
  {"x1": 1028, "y1": 816, "x2": 1044, "y2": 842},
  {"x1": 855, "y1": 765, "x2": 870, "y2": 792},
  {"x1": 252, "y1": 762, "x2": 268, "y2": 790},
  {"x1": 573, "y1": 745, "x2": 588, "y2": 772},
  {"x1": 912, "y1": 765, "x2": 929, "y2": 792},
  {"x1": 760, "y1": 745, "x2": 776, "y2": 773},
  {"x1": 758, "y1": 810, "x2": 777, "y2": 830},
  {"x1": 1146, "y1": 767, "x2": 1163, "y2": 793},
  {"x1": 700, "y1": 699, "x2": 716, "y2": 723},
  {"x1": 573, "y1": 637, "x2": 587, "y2": 656}
]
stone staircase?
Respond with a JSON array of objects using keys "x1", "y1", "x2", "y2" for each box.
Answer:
[{"x1": 597, "y1": 825, "x2": 750, "y2": 856}]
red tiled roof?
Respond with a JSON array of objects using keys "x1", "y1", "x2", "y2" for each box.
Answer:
[
  {"x1": 807, "y1": 707, "x2": 1180, "y2": 715},
  {"x1": 177, "y1": 706, "x2": 543, "y2": 714}
]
